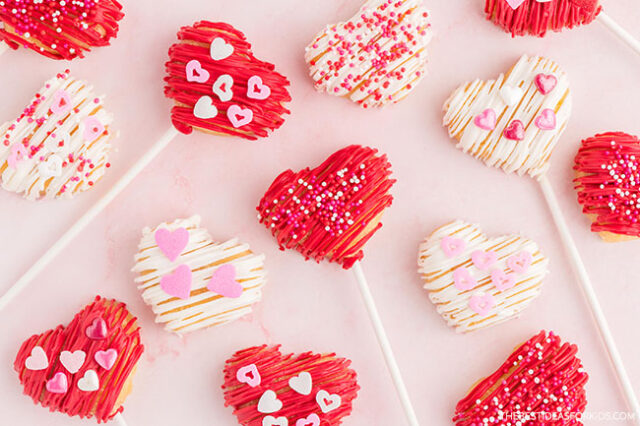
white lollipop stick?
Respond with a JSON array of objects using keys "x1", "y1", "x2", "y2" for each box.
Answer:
[
  {"x1": 352, "y1": 261, "x2": 420, "y2": 426},
  {"x1": 538, "y1": 175, "x2": 640, "y2": 424},
  {"x1": 597, "y1": 12, "x2": 640, "y2": 57},
  {"x1": 0, "y1": 127, "x2": 180, "y2": 312},
  {"x1": 113, "y1": 413, "x2": 129, "y2": 426}
]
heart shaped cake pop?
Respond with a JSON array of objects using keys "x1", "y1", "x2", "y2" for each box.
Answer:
[
  {"x1": 132, "y1": 215, "x2": 267, "y2": 335},
  {"x1": 0, "y1": 70, "x2": 115, "y2": 200},
  {"x1": 453, "y1": 331, "x2": 588, "y2": 425},
  {"x1": 257, "y1": 145, "x2": 395, "y2": 269},
  {"x1": 14, "y1": 296, "x2": 144, "y2": 423},
  {"x1": 443, "y1": 55, "x2": 571, "y2": 179},
  {"x1": 0, "y1": 0, "x2": 124, "y2": 60},
  {"x1": 485, "y1": 0, "x2": 601, "y2": 37},
  {"x1": 305, "y1": 0, "x2": 432, "y2": 108},
  {"x1": 418, "y1": 220, "x2": 548, "y2": 332},
  {"x1": 222, "y1": 345, "x2": 359, "y2": 425},
  {"x1": 164, "y1": 21, "x2": 291, "y2": 140},
  {"x1": 574, "y1": 132, "x2": 640, "y2": 242}
]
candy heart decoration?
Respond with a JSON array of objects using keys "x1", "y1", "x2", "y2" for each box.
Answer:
[
  {"x1": 14, "y1": 297, "x2": 144, "y2": 422},
  {"x1": 155, "y1": 227, "x2": 190, "y2": 262},
  {"x1": 443, "y1": 55, "x2": 571, "y2": 179},
  {"x1": 289, "y1": 372, "x2": 313, "y2": 396},
  {"x1": 24, "y1": 346, "x2": 48, "y2": 371},
  {"x1": 94, "y1": 349, "x2": 118, "y2": 371},
  {"x1": 83, "y1": 117, "x2": 106, "y2": 142},
  {"x1": 257, "y1": 145, "x2": 395, "y2": 269},
  {"x1": 484, "y1": 0, "x2": 601, "y2": 37},
  {"x1": 165, "y1": 21, "x2": 291, "y2": 140},
  {"x1": 237, "y1": 364, "x2": 261, "y2": 387},
  {"x1": 223, "y1": 346, "x2": 359, "y2": 425},
  {"x1": 0, "y1": 72, "x2": 115, "y2": 200},
  {"x1": 0, "y1": 0, "x2": 124, "y2": 60},
  {"x1": 499, "y1": 85, "x2": 523, "y2": 106},
  {"x1": 305, "y1": 0, "x2": 432, "y2": 108},
  {"x1": 574, "y1": 132, "x2": 640, "y2": 241},
  {"x1": 441, "y1": 236, "x2": 466, "y2": 258},
  {"x1": 535, "y1": 73, "x2": 558, "y2": 94},
  {"x1": 418, "y1": 220, "x2": 549, "y2": 332},
  {"x1": 159, "y1": 264, "x2": 193, "y2": 300},
  {"x1": 133, "y1": 215, "x2": 267, "y2": 335},
  {"x1": 453, "y1": 331, "x2": 588, "y2": 425},
  {"x1": 85, "y1": 318, "x2": 108, "y2": 340}
]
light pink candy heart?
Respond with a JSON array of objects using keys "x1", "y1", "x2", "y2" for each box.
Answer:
[
  {"x1": 8, "y1": 143, "x2": 28, "y2": 169},
  {"x1": 473, "y1": 108, "x2": 497, "y2": 131},
  {"x1": 59, "y1": 350, "x2": 86, "y2": 374},
  {"x1": 155, "y1": 227, "x2": 189, "y2": 262},
  {"x1": 236, "y1": 364, "x2": 261, "y2": 387},
  {"x1": 535, "y1": 109, "x2": 556, "y2": 130},
  {"x1": 85, "y1": 318, "x2": 108, "y2": 340},
  {"x1": 160, "y1": 264, "x2": 193, "y2": 299},
  {"x1": 505, "y1": 0, "x2": 526, "y2": 8},
  {"x1": 491, "y1": 269, "x2": 517, "y2": 291},
  {"x1": 46, "y1": 372, "x2": 68, "y2": 394},
  {"x1": 51, "y1": 90, "x2": 72, "y2": 115},
  {"x1": 453, "y1": 267, "x2": 477, "y2": 291},
  {"x1": 534, "y1": 73, "x2": 557, "y2": 95},
  {"x1": 503, "y1": 120, "x2": 525, "y2": 141},
  {"x1": 227, "y1": 105, "x2": 253, "y2": 128},
  {"x1": 25, "y1": 346, "x2": 48, "y2": 371},
  {"x1": 468, "y1": 293, "x2": 495, "y2": 316},
  {"x1": 296, "y1": 413, "x2": 321, "y2": 426},
  {"x1": 441, "y1": 236, "x2": 466, "y2": 258},
  {"x1": 207, "y1": 264, "x2": 243, "y2": 298},
  {"x1": 83, "y1": 117, "x2": 105, "y2": 142},
  {"x1": 247, "y1": 75, "x2": 271, "y2": 100},
  {"x1": 185, "y1": 59, "x2": 210, "y2": 83},
  {"x1": 471, "y1": 250, "x2": 497, "y2": 270},
  {"x1": 94, "y1": 349, "x2": 118, "y2": 370},
  {"x1": 507, "y1": 251, "x2": 533, "y2": 274}
]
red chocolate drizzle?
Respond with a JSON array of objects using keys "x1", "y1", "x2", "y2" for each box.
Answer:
[
  {"x1": 574, "y1": 132, "x2": 640, "y2": 238},
  {"x1": 0, "y1": 0, "x2": 124, "y2": 60},
  {"x1": 454, "y1": 331, "x2": 588, "y2": 426},
  {"x1": 222, "y1": 345, "x2": 359, "y2": 425},
  {"x1": 14, "y1": 296, "x2": 144, "y2": 423},
  {"x1": 164, "y1": 21, "x2": 291, "y2": 140},
  {"x1": 257, "y1": 145, "x2": 395, "y2": 269},
  {"x1": 484, "y1": 0, "x2": 601, "y2": 37}
]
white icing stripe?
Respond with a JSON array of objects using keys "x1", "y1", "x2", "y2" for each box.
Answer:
[
  {"x1": 132, "y1": 215, "x2": 267, "y2": 335},
  {"x1": 443, "y1": 55, "x2": 571, "y2": 179},
  {"x1": 0, "y1": 74, "x2": 114, "y2": 200},
  {"x1": 417, "y1": 220, "x2": 548, "y2": 333}
]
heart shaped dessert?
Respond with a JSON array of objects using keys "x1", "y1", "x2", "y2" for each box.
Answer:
[
  {"x1": 485, "y1": 0, "x2": 601, "y2": 37},
  {"x1": 164, "y1": 21, "x2": 291, "y2": 140},
  {"x1": 257, "y1": 145, "x2": 395, "y2": 269},
  {"x1": 453, "y1": 331, "x2": 588, "y2": 425},
  {"x1": 222, "y1": 345, "x2": 359, "y2": 425},
  {"x1": 14, "y1": 296, "x2": 144, "y2": 423},
  {"x1": 418, "y1": 220, "x2": 548, "y2": 332},
  {"x1": 305, "y1": 0, "x2": 432, "y2": 108},
  {"x1": 0, "y1": 70, "x2": 115, "y2": 200},
  {"x1": 443, "y1": 55, "x2": 571, "y2": 179},
  {"x1": 132, "y1": 215, "x2": 267, "y2": 335},
  {"x1": 0, "y1": 0, "x2": 124, "y2": 60},
  {"x1": 574, "y1": 132, "x2": 640, "y2": 242}
]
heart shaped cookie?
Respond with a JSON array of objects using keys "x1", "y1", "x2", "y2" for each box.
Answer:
[
  {"x1": 14, "y1": 296, "x2": 144, "y2": 422},
  {"x1": 164, "y1": 21, "x2": 291, "y2": 140},
  {"x1": 574, "y1": 132, "x2": 640, "y2": 242},
  {"x1": 0, "y1": 71, "x2": 115, "y2": 200},
  {"x1": 485, "y1": 0, "x2": 601, "y2": 37},
  {"x1": 418, "y1": 220, "x2": 548, "y2": 332},
  {"x1": 222, "y1": 345, "x2": 359, "y2": 425},
  {"x1": 443, "y1": 55, "x2": 571, "y2": 179},
  {"x1": 132, "y1": 215, "x2": 267, "y2": 335},
  {"x1": 0, "y1": 0, "x2": 124, "y2": 60},
  {"x1": 257, "y1": 145, "x2": 395, "y2": 269},
  {"x1": 453, "y1": 331, "x2": 588, "y2": 425},
  {"x1": 305, "y1": 0, "x2": 432, "y2": 108}
]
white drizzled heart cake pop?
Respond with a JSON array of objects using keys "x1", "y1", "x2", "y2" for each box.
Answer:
[
  {"x1": 443, "y1": 55, "x2": 571, "y2": 179},
  {"x1": 0, "y1": 70, "x2": 114, "y2": 200},
  {"x1": 132, "y1": 215, "x2": 267, "y2": 335},
  {"x1": 418, "y1": 220, "x2": 549, "y2": 332},
  {"x1": 305, "y1": 0, "x2": 432, "y2": 108}
]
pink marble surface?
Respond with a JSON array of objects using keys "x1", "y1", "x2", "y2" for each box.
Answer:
[{"x1": 1, "y1": 0, "x2": 640, "y2": 424}]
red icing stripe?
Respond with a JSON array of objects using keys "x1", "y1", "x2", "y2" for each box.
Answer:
[
  {"x1": 164, "y1": 21, "x2": 291, "y2": 140},
  {"x1": 257, "y1": 145, "x2": 395, "y2": 269},
  {"x1": 222, "y1": 345, "x2": 359, "y2": 425},
  {"x1": 454, "y1": 331, "x2": 588, "y2": 426},
  {"x1": 0, "y1": 0, "x2": 124, "y2": 60},
  {"x1": 484, "y1": 0, "x2": 600, "y2": 37},
  {"x1": 574, "y1": 132, "x2": 640, "y2": 238},
  {"x1": 14, "y1": 296, "x2": 144, "y2": 423}
]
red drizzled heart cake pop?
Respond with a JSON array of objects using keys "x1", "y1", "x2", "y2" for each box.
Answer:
[
  {"x1": 453, "y1": 331, "x2": 588, "y2": 425},
  {"x1": 14, "y1": 296, "x2": 144, "y2": 423},
  {"x1": 574, "y1": 132, "x2": 640, "y2": 242},
  {"x1": 485, "y1": 0, "x2": 601, "y2": 37},
  {"x1": 257, "y1": 145, "x2": 395, "y2": 269},
  {"x1": 222, "y1": 345, "x2": 359, "y2": 426},
  {"x1": 0, "y1": 0, "x2": 124, "y2": 60},
  {"x1": 164, "y1": 21, "x2": 292, "y2": 140}
]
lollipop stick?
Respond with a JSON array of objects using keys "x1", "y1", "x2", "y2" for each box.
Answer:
[
  {"x1": 597, "y1": 12, "x2": 640, "y2": 57},
  {"x1": 113, "y1": 413, "x2": 129, "y2": 426},
  {"x1": 352, "y1": 261, "x2": 419, "y2": 426},
  {"x1": 0, "y1": 127, "x2": 180, "y2": 312},
  {"x1": 538, "y1": 175, "x2": 640, "y2": 423}
]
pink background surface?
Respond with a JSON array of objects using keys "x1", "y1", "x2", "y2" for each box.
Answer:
[{"x1": 1, "y1": 0, "x2": 640, "y2": 424}]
